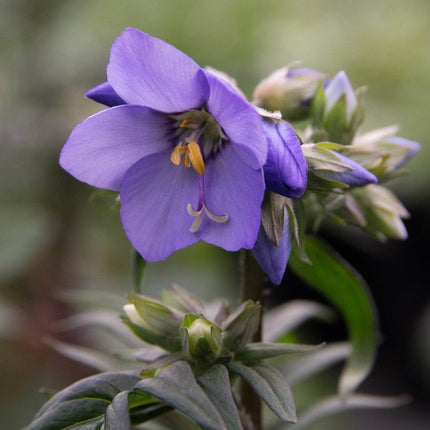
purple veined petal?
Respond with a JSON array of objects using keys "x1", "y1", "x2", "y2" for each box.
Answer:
[
  {"x1": 120, "y1": 151, "x2": 200, "y2": 262},
  {"x1": 252, "y1": 210, "x2": 293, "y2": 285},
  {"x1": 60, "y1": 105, "x2": 171, "y2": 191},
  {"x1": 107, "y1": 28, "x2": 209, "y2": 113},
  {"x1": 196, "y1": 144, "x2": 265, "y2": 251},
  {"x1": 204, "y1": 70, "x2": 267, "y2": 169},
  {"x1": 86, "y1": 81, "x2": 126, "y2": 107},
  {"x1": 321, "y1": 151, "x2": 378, "y2": 187},
  {"x1": 263, "y1": 120, "x2": 308, "y2": 198}
]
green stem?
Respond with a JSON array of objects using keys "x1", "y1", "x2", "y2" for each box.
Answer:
[{"x1": 239, "y1": 249, "x2": 266, "y2": 430}]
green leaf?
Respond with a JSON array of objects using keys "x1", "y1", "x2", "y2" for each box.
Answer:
[
  {"x1": 102, "y1": 391, "x2": 130, "y2": 430},
  {"x1": 132, "y1": 251, "x2": 146, "y2": 294},
  {"x1": 28, "y1": 372, "x2": 149, "y2": 430},
  {"x1": 282, "y1": 393, "x2": 411, "y2": 430},
  {"x1": 227, "y1": 362, "x2": 296, "y2": 423},
  {"x1": 235, "y1": 342, "x2": 323, "y2": 361},
  {"x1": 135, "y1": 361, "x2": 226, "y2": 430},
  {"x1": 197, "y1": 364, "x2": 243, "y2": 430},
  {"x1": 289, "y1": 236, "x2": 378, "y2": 395}
]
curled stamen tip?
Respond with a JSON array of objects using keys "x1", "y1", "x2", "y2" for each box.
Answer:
[
  {"x1": 204, "y1": 205, "x2": 228, "y2": 223},
  {"x1": 187, "y1": 203, "x2": 202, "y2": 217}
]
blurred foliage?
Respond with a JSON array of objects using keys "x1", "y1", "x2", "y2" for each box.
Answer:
[{"x1": 0, "y1": 0, "x2": 429, "y2": 429}]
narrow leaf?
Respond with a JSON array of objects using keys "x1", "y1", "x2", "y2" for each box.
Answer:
[
  {"x1": 281, "y1": 341, "x2": 351, "y2": 385},
  {"x1": 28, "y1": 373, "x2": 144, "y2": 430},
  {"x1": 197, "y1": 364, "x2": 243, "y2": 430},
  {"x1": 289, "y1": 236, "x2": 378, "y2": 395},
  {"x1": 263, "y1": 300, "x2": 335, "y2": 342},
  {"x1": 227, "y1": 362, "x2": 296, "y2": 423},
  {"x1": 135, "y1": 361, "x2": 225, "y2": 430},
  {"x1": 103, "y1": 391, "x2": 130, "y2": 430},
  {"x1": 235, "y1": 342, "x2": 323, "y2": 361}
]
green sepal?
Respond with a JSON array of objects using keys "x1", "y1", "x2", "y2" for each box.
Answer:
[{"x1": 222, "y1": 301, "x2": 261, "y2": 352}]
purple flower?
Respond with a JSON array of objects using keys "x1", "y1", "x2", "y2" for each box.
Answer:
[{"x1": 60, "y1": 28, "x2": 267, "y2": 261}]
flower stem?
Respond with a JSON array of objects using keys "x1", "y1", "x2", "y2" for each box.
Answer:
[{"x1": 240, "y1": 249, "x2": 266, "y2": 430}]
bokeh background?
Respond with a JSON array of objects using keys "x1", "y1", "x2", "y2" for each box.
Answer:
[{"x1": 1, "y1": 0, "x2": 429, "y2": 429}]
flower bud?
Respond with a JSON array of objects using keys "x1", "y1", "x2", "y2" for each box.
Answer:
[
  {"x1": 303, "y1": 143, "x2": 377, "y2": 189},
  {"x1": 253, "y1": 64, "x2": 328, "y2": 121},
  {"x1": 312, "y1": 71, "x2": 365, "y2": 145},
  {"x1": 350, "y1": 125, "x2": 421, "y2": 173},
  {"x1": 351, "y1": 184, "x2": 410, "y2": 240},
  {"x1": 182, "y1": 315, "x2": 222, "y2": 359}
]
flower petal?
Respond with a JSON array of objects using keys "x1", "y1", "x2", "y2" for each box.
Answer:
[
  {"x1": 120, "y1": 151, "x2": 200, "y2": 261},
  {"x1": 107, "y1": 28, "x2": 209, "y2": 113},
  {"x1": 60, "y1": 105, "x2": 171, "y2": 191},
  {"x1": 325, "y1": 71, "x2": 357, "y2": 122},
  {"x1": 205, "y1": 70, "x2": 267, "y2": 169},
  {"x1": 86, "y1": 81, "x2": 125, "y2": 107},
  {"x1": 252, "y1": 210, "x2": 293, "y2": 285},
  {"x1": 263, "y1": 120, "x2": 308, "y2": 198},
  {"x1": 197, "y1": 144, "x2": 265, "y2": 251}
]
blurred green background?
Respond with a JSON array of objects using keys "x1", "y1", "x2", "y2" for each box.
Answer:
[{"x1": 1, "y1": 0, "x2": 429, "y2": 429}]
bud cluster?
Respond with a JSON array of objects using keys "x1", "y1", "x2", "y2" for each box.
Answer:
[{"x1": 253, "y1": 63, "x2": 420, "y2": 251}]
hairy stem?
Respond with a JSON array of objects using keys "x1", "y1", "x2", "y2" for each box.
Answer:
[{"x1": 240, "y1": 249, "x2": 266, "y2": 430}]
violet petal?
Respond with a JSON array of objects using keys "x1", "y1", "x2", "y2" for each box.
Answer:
[
  {"x1": 107, "y1": 28, "x2": 209, "y2": 113},
  {"x1": 120, "y1": 151, "x2": 200, "y2": 261},
  {"x1": 60, "y1": 105, "x2": 170, "y2": 191},
  {"x1": 197, "y1": 144, "x2": 265, "y2": 251}
]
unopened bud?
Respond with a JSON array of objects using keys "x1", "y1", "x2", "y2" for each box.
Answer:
[{"x1": 253, "y1": 64, "x2": 328, "y2": 121}]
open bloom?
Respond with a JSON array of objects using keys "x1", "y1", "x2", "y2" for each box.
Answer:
[{"x1": 60, "y1": 28, "x2": 267, "y2": 261}]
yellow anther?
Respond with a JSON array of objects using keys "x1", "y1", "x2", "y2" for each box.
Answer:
[
  {"x1": 170, "y1": 143, "x2": 187, "y2": 166},
  {"x1": 180, "y1": 119, "x2": 193, "y2": 128},
  {"x1": 187, "y1": 141, "x2": 205, "y2": 175}
]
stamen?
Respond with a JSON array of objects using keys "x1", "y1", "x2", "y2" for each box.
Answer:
[
  {"x1": 170, "y1": 143, "x2": 187, "y2": 165},
  {"x1": 204, "y1": 206, "x2": 228, "y2": 223},
  {"x1": 187, "y1": 141, "x2": 205, "y2": 174},
  {"x1": 179, "y1": 119, "x2": 198, "y2": 129},
  {"x1": 187, "y1": 202, "x2": 228, "y2": 233},
  {"x1": 184, "y1": 151, "x2": 191, "y2": 168}
]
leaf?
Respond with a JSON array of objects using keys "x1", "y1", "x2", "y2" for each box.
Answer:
[
  {"x1": 227, "y1": 362, "x2": 296, "y2": 423},
  {"x1": 263, "y1": 300, "x2": 335, "y2": 342},
  {"x1": 289, "y1": 236, "x2": 378, "y2": 395},
  {"x1": 197, "y1": 364, "x2": 243, "y2": 430},
  {"x1": 28, "y1": 372, "x2": 147, "y2": 430},
  {"x1": 235, "y1": 342, "x2": 323, "y2": 361},
  {"x1": 44, "y1": 337, "x2": 135, "y2": 372},
  {"x1": 282, "y1": 393, "x2": 411, "y2": 430},
  {"x1": 135, "y1": 361, "x2": 226, "y2": 430},
  {"x1": 281, "y1": 341, "x2": 351, "y2": 385},
  {"x1": 102, "y1": 391, "x2": 130, "y2": 430}
]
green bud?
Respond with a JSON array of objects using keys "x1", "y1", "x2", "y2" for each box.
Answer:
[
  {"x1": 253, "y1": 63, "x2": 328, "y2": 121},
  {"x1": 351, "y1": 184, "x2": 410, "y2": 240},
  {"x1": 182, "y1": 314, "x2": 222, "y2": 360}
]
